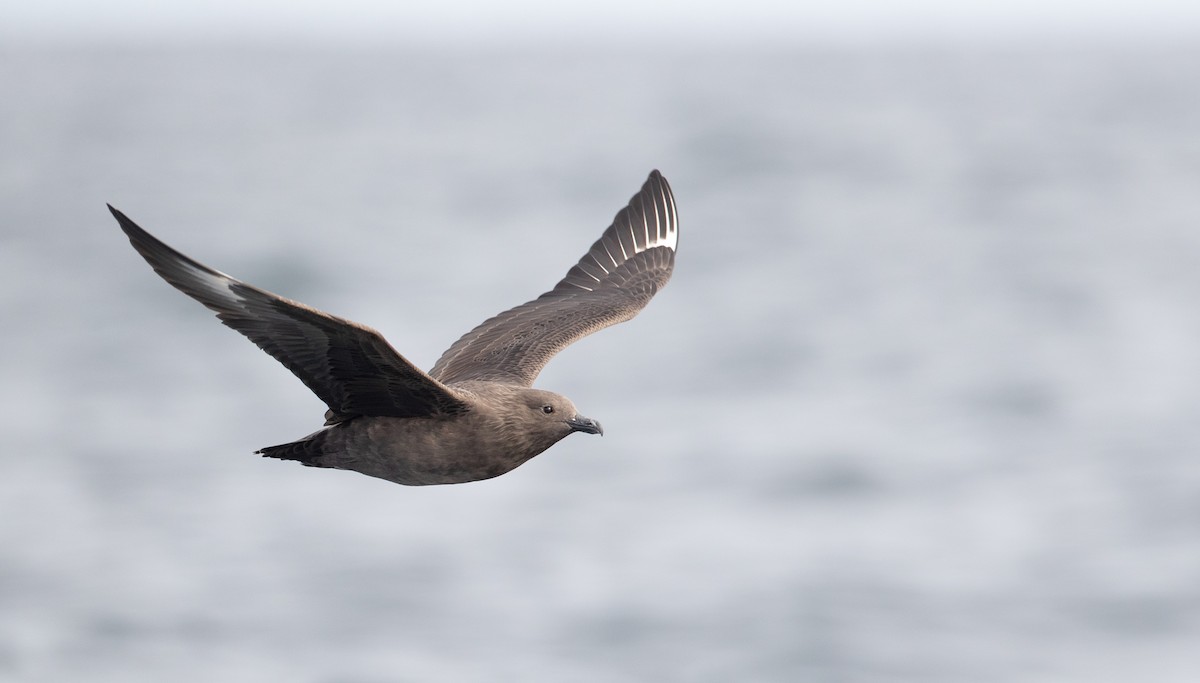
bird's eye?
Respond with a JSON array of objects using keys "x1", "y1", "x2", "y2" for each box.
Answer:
[{"x1": 541, "y1": 405, "x2": 554, "y2": 414}]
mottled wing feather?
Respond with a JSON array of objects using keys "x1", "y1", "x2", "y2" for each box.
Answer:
[
  {"x1": 430, "y1": 170, "x2": 678, "y2": 386},
  {"x1": 110, "y1": 206, "x2": 468, "y2": 420}
]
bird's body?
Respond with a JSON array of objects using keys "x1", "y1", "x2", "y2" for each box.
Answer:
[
  {"x1": 111, "y1": 170, "x2": 677, "y2": 485},
  {"x1": 260, "y1": 383, "x2": 591, "y2": 485}
]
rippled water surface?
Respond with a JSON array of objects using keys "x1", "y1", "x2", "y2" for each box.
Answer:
[{"x1": 3, "y1": 46, "x2": 1200, "y2": 681}]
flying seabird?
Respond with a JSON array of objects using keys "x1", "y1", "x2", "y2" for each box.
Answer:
[{"x1": 110, "y1": 170, "x2": 678, "y2": 485}]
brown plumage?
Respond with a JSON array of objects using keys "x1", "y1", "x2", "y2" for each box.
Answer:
[{"x1": 110, "y1": 170, "x2": 677, "y2": 485}]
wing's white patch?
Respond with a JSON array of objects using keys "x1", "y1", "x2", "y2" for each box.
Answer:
[
  {"x1": 643, "y1": 209, "x2": 652, "y2": 252},
  {"x1": 602, "y1": 242, "x2": 620, "y2": 269},
  {"x1": 658, "y1": 185, "x2": 678, "y2": 251},
  {"x1": 653, "y1": 193, "x2": 665, "y2": 247},
  {"x1": 181, "y1": 260, "x2": 246, "y2": 306},
  {"x1": 625, "y1": 184, "x2": 677, "y2": 256}
]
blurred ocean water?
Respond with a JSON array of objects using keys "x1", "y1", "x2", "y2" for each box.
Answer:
[{"x1": 2, "y1": 45, "x2": 1200, "y2": 682}]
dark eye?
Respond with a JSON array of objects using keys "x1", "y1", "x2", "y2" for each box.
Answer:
[{"x1": 541, "y1": 405, "x2": 554, "y2": 414}]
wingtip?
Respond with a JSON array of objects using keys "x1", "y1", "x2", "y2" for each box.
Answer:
[
  {"x1": 107, "y1": 203, "x2": 133, "y2": 228},
  {"x1": 646, "y1": 170, "x2": 673, "y2": 199},
  {"x1": 107, "y1": 204, "x2": 151, "y2": 243}
]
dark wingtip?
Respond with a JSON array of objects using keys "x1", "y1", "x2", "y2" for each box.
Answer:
[
  {"x1": 646, "y1": 169, "x2": 672, "y2": 198},
  {"x1": 107, "y1": 203, "x2": 142, "y2": 238}
]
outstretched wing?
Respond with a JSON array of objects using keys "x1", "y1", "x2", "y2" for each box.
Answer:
[
  {"x1": 110, "y1": 206, "x2": 468, "y2": 421},
  {"x1": 430, "y1": 170, "x2": 678, "y2": 386}
]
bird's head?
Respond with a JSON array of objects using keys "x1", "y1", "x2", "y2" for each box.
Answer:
[{"x1": 519, "y1": 388, "x2": 604, "y2": 442}]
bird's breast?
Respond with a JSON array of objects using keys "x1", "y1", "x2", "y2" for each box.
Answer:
[{"x1": 328, "y1": 414, "x2": 550, "y2": 486}]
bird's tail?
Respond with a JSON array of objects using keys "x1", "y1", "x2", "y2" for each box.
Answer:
[{"x1": 256, "y1": 429, "x2": 332, "y2": 468}]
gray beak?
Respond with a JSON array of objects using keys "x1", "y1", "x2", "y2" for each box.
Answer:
[{"x1": 567, "y1": 415, "x2": 604, "y2": 436}]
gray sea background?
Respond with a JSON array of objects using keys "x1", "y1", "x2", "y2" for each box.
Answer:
[{"x1": 3, "y1": 43, "x2": 1200, "y2": 681}]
